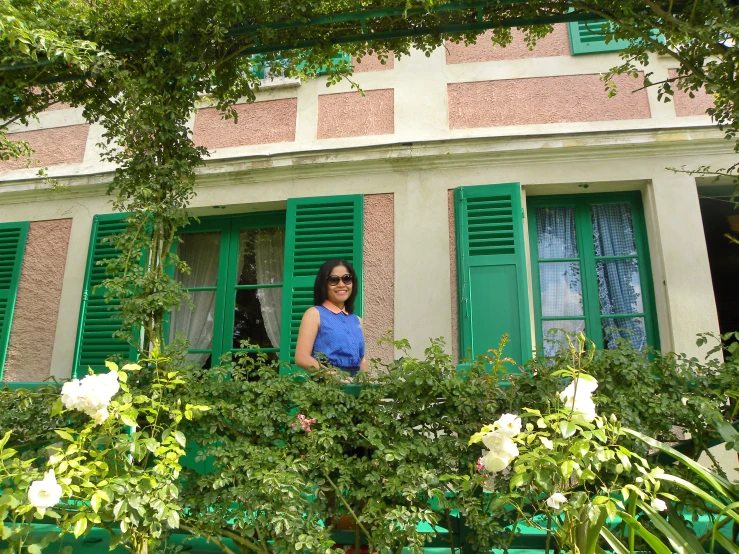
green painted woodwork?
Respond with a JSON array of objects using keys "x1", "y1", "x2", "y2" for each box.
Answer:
[
  {"x1": 568, "y1": 19, "x2": 630, "y2": 55},
  {"x1": 73, "y1": 214, "x2": 138, "y2": 377},
  {"x1": 527, "y1": 192, "x2": 659, "y2": 353},
  {"x1": 279, "y1": 195, "x2": 363, "y2": 371},
  {"x1": 454, "y1": 183, "x2": 531, "y2": 367},
  {"x1": 0, "y1": 222, "x2": 29, "y2": 380},
  {"x1": 173, "y1": 212, "x2": 286, "y2": 365}
]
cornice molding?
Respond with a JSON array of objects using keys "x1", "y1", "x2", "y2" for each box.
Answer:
[{"x1": 0, "y1": 125, "x2": 733, "y2": 203}]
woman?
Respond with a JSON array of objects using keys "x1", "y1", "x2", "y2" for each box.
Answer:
[{"x1": 295, "y1": 259, "x2": 368, "y2": 376}]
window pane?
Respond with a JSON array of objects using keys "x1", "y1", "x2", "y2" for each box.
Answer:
[
  {"x1": 539, "y1": 262, "x2": 584, "y2": 316},
  {"x1": 177, "y1": 233, "x2": 221, "y2": 288},
  {"x1": 591, "y1": 203, "x2": 637, "y2": 256},
  {"x1": 596, "y1": 259, "x2": 643, "y2": 314},
  {"x1": 602, "y1": 317, "x2": 646, "y2": 350},
  {"x1": 541, "y1": 320, "x2": 586, "y2": 357},
  {"x1": 536, "y1": 207, "x2": 579, "y2": 259},
  {"x1": 237, "y1": 228, "x2": 285, "y2": 285},
  {"x1": 233, "y1": 288, "x2": 281, "y2": 349},
  {"x1": 170, "y1": 290, "x2": 216, "y2": 363}
]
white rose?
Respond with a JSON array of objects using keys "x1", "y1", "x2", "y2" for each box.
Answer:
[
  {"x1": 651, "y1": 497, "x2": 667, "y2": 512},
  {"x1": 60, "y1": 380, "x2": 82, "y2": 411},
  {"x1": 546, "y1": 492, "x2": 568, "y2": 510},
  {"x1": 481, "y1": 431, "x2": 519, "y2": 473},
  {"x1": 559, "y1": 378, "x2": 598, "y2": 421},
  {"x1": 495, "y1": 413, "x2": 521, "y2": 436},
  {"x1": 28, "y1": 470, "x2": 63, "y2": 509},
  {"x1": 92, "y1": 407, "x2": 110, "y2": 425},
  {"x1": 60, "y1": 371, "x2": 120, "y2": 422}
]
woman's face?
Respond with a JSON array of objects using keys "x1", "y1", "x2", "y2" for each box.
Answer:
[{"x1": 326, "y1": 265, "x2": 352, "y2": 307}]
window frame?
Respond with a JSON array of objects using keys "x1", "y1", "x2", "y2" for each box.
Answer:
[
  {"x1": 172, "y1": 211, "x2": 286, "y2": 365},
  {"x1": 527, "y1": 191, "x2": 659, "y2": 353}
]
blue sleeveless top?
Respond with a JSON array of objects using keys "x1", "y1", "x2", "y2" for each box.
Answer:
[{"x1": 312, "y1": 305, "x2": 365, "y2": 376}]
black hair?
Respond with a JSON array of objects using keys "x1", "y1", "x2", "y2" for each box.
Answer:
[{"x1": 313, "y1": 259, "x2": 359, "y2": 314}]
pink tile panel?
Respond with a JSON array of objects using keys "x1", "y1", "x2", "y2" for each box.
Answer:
[
  {"x1": 0, "y1": 125, "x2": 90, "y2": 172},
  {"x1": 363, "y1": 193, "x2": 395, "y2": 366},
  {"x1": 448, "y1": 73, "x2": 651, "y2": 129},
  {"x1": 4, "y1": 219, "x2": 72, "y2": 382},
  {"x1": 668, "y1": 69, "x2": 715, "y2": 117},
  {"x1": 353, "y1": 52, "x2": 394, "y2": 72},
  {"x1": 446, "y1": 25, "x2": 570, "y2": 64},
  {"x1": 317, "y1": 89, "x2": 394, "y2": 139},
  {"x1": 193, "y1": 98, "x2": 298, "y2": 149}
]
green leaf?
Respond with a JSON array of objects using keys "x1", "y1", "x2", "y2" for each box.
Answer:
[
  {"x1": 623, "y1": 428, "x2": 734, "y2": 496},
  {"x1": 637, "y1": 499, "x2": 704, "y2": 554},
  {"x1": 91, "y1": 492, "x2": 101, "y2": 513},
  {"x1": 173, "y1": 430, "x2": 186, "y2": 447},
  {"x1": 120, "y1": 414, "x2": 138, "y2": 427},
  {"x1": 618, "y1": 511, "x2": 673, "y2": 554},
  {"x1": 73, "y1": 517, "x2": 87, "y2": 538},
  {"x1": 27, "y1": 544, "x2": 42, "y2": 554},
  {"x1": 54, "y1": 429, "x2": 75, "y2": 442},
  {"x1": 599, "y1": 527, "x2": 630, "y2": 554}
]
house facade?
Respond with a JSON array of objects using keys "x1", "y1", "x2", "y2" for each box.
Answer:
[{"x1": 0, "y1": 23, "x2": 734, "y2": 383}]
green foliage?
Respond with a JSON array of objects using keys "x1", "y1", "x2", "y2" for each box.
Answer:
[
  {"x1": 469, "y1": 333, "x2": 739, "y2": 554},
  {"x1": 506, "y1": 337, "x2": 739, "y2": 463},
  {"x1": 178, "y1": 339, "x2": 516, "y2": 554}
]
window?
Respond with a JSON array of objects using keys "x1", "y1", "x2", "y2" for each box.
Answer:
[
  {"x1": 568, "y1": 19, "x2": 631, "y2": 55},
  {"x1": 74, "y1": 195, "x2": 364, "y2": 375},
  {"x1": 0, "y1": 221, "x2": 29, "y2": 378},
  {"x1": 527, "y1": 193, "x2": 658, "y2": 356},
  {"x1": 171, "y1": 212, "x2": 286, "y2": 368}
]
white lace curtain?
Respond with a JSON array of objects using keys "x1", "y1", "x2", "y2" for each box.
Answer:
[
  {"x1": 170, "y1": 233, "x2": 220, "y2": 366},
  {"x1": 242, "y1": 228, "x2": 284, "y2": 348}
]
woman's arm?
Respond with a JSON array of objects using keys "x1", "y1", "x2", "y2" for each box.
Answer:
[
  {"x1": 295, "y1": 307, "x2": 321, "y2": 371},
  {"x1": 358, "y1": 316, "x2": 368, "y2": 372}
]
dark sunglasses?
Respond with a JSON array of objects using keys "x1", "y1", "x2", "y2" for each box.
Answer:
[{"x1": 327, "y1": 274, "x2": 354, "y2": 286}]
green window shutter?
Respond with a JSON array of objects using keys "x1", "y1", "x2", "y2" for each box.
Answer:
[
  {"x1": 568, "y1": 20, "x2": 630, "y2": 55},
  {"x1": 0, "y1": 222, "x2": 29, "y2": 378},
  {"x1": 455, "y1": 183, "x2": 531, "y2": 366},
  {"x1": 73, "y1": 214, "x2": 137, "y2": 377},
  {"x1": 279, "y1": 195, "x2": 363, "y2": 370}
]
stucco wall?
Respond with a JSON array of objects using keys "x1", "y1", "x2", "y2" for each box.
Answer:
[
  {"x1": 363, "y1": 193, "x2": 395, "y2": 366},
  {"x1": 446, "y1": 25, "x2": 570, "y2": 63},
  {"x1": 447, "y1": 190, "x2": 459, "y2": 363},
  {"x1": 353, "y1": 53, "x2": 394, "y2": 72},
  {"x1": 668, "y1": 69, "x2": 715, "y2": 117},
  {"x1": 0, "y1": 125, "x2": 89, "y2": 172},
  {"x1": 193, "y1": 99, "x2": 298, "y2": 149},
  {"x1": 317, "y1": 89, "x2": 395, "y2": 139},
  {"x1": 448, "y1": 73, "x2": 650, "y2": 128},
  {"x1": 4, "y1": 219, "x2": 72, "y2": 382}
]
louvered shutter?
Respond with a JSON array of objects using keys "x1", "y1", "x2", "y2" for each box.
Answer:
[
  {"x1": 0, "y1": 222, "x2": 29, "y2": 378},
  {"x1": 455, "y1": 184, "x2": 531, "y2": 366},
  {"x1": 279, "y1": 195, "x2": 363, "y2": 371},
  {"x1": 568, "y1": 20, "x2": 630, "y2": 55},
  {"x1": 73, "y1": 214, "x2": 137, "y2": 377}
]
